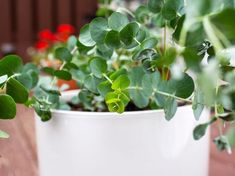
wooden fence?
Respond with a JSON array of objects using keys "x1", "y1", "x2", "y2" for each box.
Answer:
[{"x1": 0, "y1": 0, "x2": 97, "y2": 61}]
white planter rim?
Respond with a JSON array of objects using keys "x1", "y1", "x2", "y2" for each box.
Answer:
[{"x1": 51, "y1": 90, "x2": 192, "y2": 118}]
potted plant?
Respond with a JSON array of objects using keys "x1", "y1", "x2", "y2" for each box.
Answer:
[
  {"x1": 0, "y1": 0, "x2": 235, "y2": 175},
  {"x1": 28, "y1": 24, "x2": 79, "y2": 90}
]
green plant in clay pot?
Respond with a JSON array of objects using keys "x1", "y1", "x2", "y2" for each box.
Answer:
[{"x1": 0, "y1": 0, "x2": 235, "y2": 154}]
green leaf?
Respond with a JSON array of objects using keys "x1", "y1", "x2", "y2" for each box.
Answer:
[
  {"x1": 142, "y1": 72, "x2": 161, "y2": 97},
  {"x1": 108, "y1": 12, "x2": 129, "y2": 31},
  {"x1": 84, "y1": 75, "x2": 101, "y2": 93},
  {"x1": 182, "y1": 47, "x2": 202, "y2": 72},
  {"x1": 112, "y1": 75, "x2": 130, "y2": 90},
  {"x1": 97, "y1": 81, "x2": 112, "y2": 97},
  {"x1": 34, "y1": 107, "x2": 51, "y2": 122},
  {"x1": 226, "y1": 126, "x2": 235, "y2": 148},
  {"x1": 43, "y1": 67, "x2": 55, "y2": 75},
  {"x1": 141, "y1": 37, "x2": 158, "y2": 49},
  {"x1": 105, "y1": 30, "x2": 121, "y2": 49},
  {"x1": 135, "y1": 5, "x2": 150, "y2": 23},
  {"x1": 89, "y1": 57, "x2": 107, "y2": 78},
  {"x1": 54, "y1": 70, "x2": 72, "y2": 80},
  {"x1": 214, "y1": 135, "x2": 231, "y2": 152},
  {"x1": 162, "y1": 0, "x2": 184, "y2": 20},
  {"x1": 96, "y1": 44, "x2": 114, "y2": 59},
  {"x1": 192, "y1": 90, "x2": 204, "y2": 120},
  {"x1": 110, "y1": 68, "x2": 127, "y2": 80},
  {"x1": 0, "y1": 75, "x2": 8, "y2": 84},
  {"x1": 67, "y1": 35, "x2": 78, "y2": 50},
  {"x1": 128, "y1": 67, "x2": 149, "y2": 108},
  {"x1": 106, "y1": 98, "x2": 125, "y2": 113},
  {"x1": 0, "y1": 130, "x2": 10, "y2": 139},
  {"x1": 148, "y1": 0, "x2": 164, "y2": 13},
  {"x1": 0, "y1": 55, "x2": 22, "y2": 76},
  {"x1": 40, "y1": 85, "x2": 61, "y2": 96},
  {"x1": 6, "y1": 78, "x2": 29, "y2": 103},
  {"x1": 17, "y1": 63, "x2": 39, "y2": 89},
  {"x1": 186, "y1": 0, "x2": 225, "y2": 19},
  {"x1": 169, "y1": 73, "x2": 194, "y2": 99},
  {"x1": 164, "y1": 97, "x2": 177, "y2": 121},
  {"x1": 120, "y1": 22, "x2": 140, "y2": 46},
  {"x1": 90, "y1": 17, "x2": 108, "y2": 44},
  {"x1": 193, "y1": 123, "x2": 208, "y2": 140},
  {"x1": 79, "y1": 24, "x2": 96, "y2": 47},
  {"x1": 0, "y1": 94, "x2": 16, "y2": 119},
  {"x1": 210, "y1": 8, "x2": 235, "y2": 44},
  {"x1": 105, "y1": 91, "x2": 130, "y2": 113},
  {"x1": 55, "y1": 47, "x2": 72, "y2": 62}
]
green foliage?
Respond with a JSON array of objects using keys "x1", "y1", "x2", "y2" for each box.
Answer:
[
  {"x1": 0, "y1": 55, "x2": 22, "y2": 76},
  {"x1": 54, "y1": 70, "x2": 72, "y2": 80},
  {"x1": 1, "y1": 0, "x2": 235, "y2": 150},
  {"x1": 90, "y1": 17, "x2": 108, "y2": 43},
  {"x1": 0, "y1": 94, "x2": 16, "y2": 119},
  {"x1": 6, "y1": 78, "x2": 29, "y2": 104},
  {"x1": 108, "y1": 12, "x2": 129, "y2": 31},
  {"x1": 79, "y1": 24, "x2": 96, "y2": 47},
  {"x1": 55, "y1": 47, "x2": 73, "y2": 62}
]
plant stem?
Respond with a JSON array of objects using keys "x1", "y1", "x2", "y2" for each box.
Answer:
[
  {"x1": 163, "y1": 23, "x2": 167, "y2": 54},
  {"x1": 203, "y1": 17, "x2": 223, "y2": 52},
  {"x1": 156, "y1": 90, "x2": 192, "y2": 103},
  {"x1": 127, "y1": 86, "x2": 192, "y2": 103},
  {"x1": 103, "y1": 73, "x2": 113, "y2": 84}
]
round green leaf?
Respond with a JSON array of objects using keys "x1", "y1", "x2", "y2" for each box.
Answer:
[
  {"x1": 169, "y1": 73, "x2": 194, "y2": 99},
  {"x1": 193, "y1": 124, "x2": 208, "y2": 140},
  {"x1": 108, "y1": 12, "x2": 129, "y2": 31},
  {"x1": 54, "y1": 70, "x2": 72, "y2": 80},
  {"x1": 164, "y1": 97, "x2": 177, "y2": 121},
  {"x1": 90, "y1": 17, "x2": 108, "y2": 44},
  {"x1": 84, "y1": 75, "x2": 101, "y2": 93},
  {"x1": 105, "y1": 30, "x2": 121, "y2": 49},
  {"x1": 135, "y1": 5, "x2": 150, "y2": 23},
  {"x1": 97, "y1": 81, "x2": 112, "y2": 97},
  {"x1": 79, "y1": 24, "x2": 96, "y2": 47},
  {"x1": 67, "y1": 35, "x2": 78, "y2": 50},
  {"x1": 6, "y1": 78, "x2": 29, "y2": 103},
  {"x1": 112, "y1": 75, "x2": 130, "y2": 90},
  {"x1": 128, "y1": 67, "x2": 149, "y2": 108},
  {"x1": 120, "y1": 22, "x2": 140, "y2": 46},
  {"x1": 0, "y1": 94, "x2": 16, "y2": 119},
  {"x1": 141, "y1": 37, "x2": 158, "y2": 49},
  {"x1": 89, "y1": 57, "x2": 107, "y2": 78},
  {"x1": 0, "y1": 55, "x2": 22, "y2": 76},
  {"x1": 55, "y1": 47, "x2": 72, "y2": 62},
  {"x1": 148, "y1": 0, "x2": 164, "y2": 13}
]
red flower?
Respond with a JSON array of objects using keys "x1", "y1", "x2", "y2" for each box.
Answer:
[
  {"x1": 38, "y1": 29, "x2": 56, "y2": 42},
  {"x1": 57, "y1": 24, "x2": 75, "y2": 35},
  {"x1": 56, "y1": 33, "x2": 70, "y2": 42},
  {"x1": 35, "y1": 41, "x2": 49, "y2": 51}
]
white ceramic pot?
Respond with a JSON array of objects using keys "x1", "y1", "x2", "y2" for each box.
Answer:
[{"x1": 35, "y1": 90, "x2": 210, "y2": 176}]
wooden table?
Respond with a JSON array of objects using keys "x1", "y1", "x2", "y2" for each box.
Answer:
[{"x1": 0, "y1": 105, "x2": 235, "y2": 176}]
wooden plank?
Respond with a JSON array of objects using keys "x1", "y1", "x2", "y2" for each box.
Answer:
[
  {"x1": 37, "y1": 0, "x2": 53, "y2": 30},
  {"x1": 0, "y1": 105, "x2": 37, "y2": 176},
  {"x1": 15, "y1": 0, "x2": 33, "y2": 42},
  {"x1": 15, "y1": 0, "x2": 33, "y2": 61},
  {"x1": 74, "y1": 0, "x2": 97, "y2": 29},
  {"x1": 0, "y1": 0, "x2": 13, "y2": 44},
  {"x1": 57, "y1": 0, "x2": 72, "y2": 24}
]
